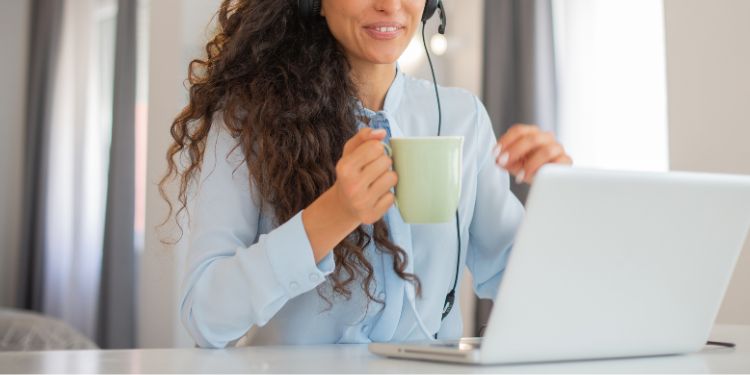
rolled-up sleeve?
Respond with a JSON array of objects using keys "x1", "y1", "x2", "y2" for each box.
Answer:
[
  {"x1": 466, "y1": 97, "x2": 525, "y2": 300},
  {"x1": 179, "y1": 121, "x2": 335, "y2": 348}
]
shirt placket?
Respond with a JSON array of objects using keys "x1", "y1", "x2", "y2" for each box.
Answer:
[
  {"x1": 369, "y1": 114, "x2": 392, "y2": 144},
  {"x1": 353, "y1": 109, "x2": 394, "y2": 340}
]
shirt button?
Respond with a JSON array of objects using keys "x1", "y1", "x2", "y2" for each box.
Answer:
[
  {"x1": 289, "y1": 281, "x2": 299, "y2": 290},
  {"x1": 309, "y1": 273, "x2": 320, "y2": 282},
  {"x1": 378, "y1": 292, "x2": 386, "y2": 300}
]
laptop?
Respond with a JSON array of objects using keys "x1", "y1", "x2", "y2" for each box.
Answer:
[{"x1": 369, "y1": 165, "x2": 750, "y2": 365}]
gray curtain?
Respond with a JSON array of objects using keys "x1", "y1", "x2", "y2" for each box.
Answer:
[
  {"x1": 97, "y1": 0, "x2": 138, "y2": 349},
  {"x1": 18, "y1": 0, "x2": 66, "y2": 312},
  {"x1": 476, "y1": 0, "x2": 558, "y2": 335},
  {"x1": 482, "y1": 0, "x2": 558, "y2": 203},
  {"x1": 19, "y1": 0, "x2": 138, "y2": 349}
]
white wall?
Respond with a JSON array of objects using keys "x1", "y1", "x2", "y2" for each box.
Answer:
[
  {"x1": 442, "y1": 0, "x2": 484, "y2": 98},
  {"x1": 139, "y1": 0, "x2": 222, "y2": 348},
  {"x1": 398, "y1": 0, "x2": 483, "y2": 96},
  {"x1": 138, "y1": 0, "x2": 184, "y2": 349},
  {"x1": 0, "y1": 0, "x2": 30, "y2": 307},
  {"x1": 664, "y1": 0, "x2": 750, "y2": 324}
]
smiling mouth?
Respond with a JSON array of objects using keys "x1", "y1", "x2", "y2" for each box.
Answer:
[
  {"x1": 373, "y1": 26, "x2": 401, "y2": 33},
  {"x1": 364, "y1": 24, "x2": 405, "y2": 40}
]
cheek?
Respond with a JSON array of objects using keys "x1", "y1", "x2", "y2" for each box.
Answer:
[
  {"x1": 324, "y1": 16, "x2": 347, "y2": 42},
  {"x1": 321, "y1": 2, "x2": 354, "y2": 42},
  {"x1": 409, "y1": 0, "x2": 425, "y2": 22}
]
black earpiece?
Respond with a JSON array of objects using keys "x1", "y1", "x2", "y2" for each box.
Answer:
[
  {"x1": 422, "y1": 0, "x2": 439, "y2": 22},
  {"x1": 422, "y1": 0, "x2": 446, "y2": 34},
  {"x1": 297, "y1": 0, "x2": 321, "y2": 18}
]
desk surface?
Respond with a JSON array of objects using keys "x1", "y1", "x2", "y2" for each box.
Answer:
[{"x1": 1, "y1": 325, "x2": 748, "y2": 373}]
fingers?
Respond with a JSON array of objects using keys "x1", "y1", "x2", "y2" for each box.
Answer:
[
  {"x1": 374, "y1": 191, "x2": 396, "y2": 213},
  {"x1": 368, "y1": 169, "x2": 398, "y2": 196},
  {"x1": 496, "y1": 124, "x2": 537, "y2": 152},
  {"x1": 337, "y1": 140, "x2": 389, "y2": 181},
  {"x1": 494, "y1": 124, "x2": 573, "y2": 184},
  {"x1": 522, "y1": 143, "x2": 566, "y2": 182},
  {"x1": 343, "y1": 140, "x2": 386, "y2": 172},
  {"x1": 362, "y1": 191, "x2": 396, "y2": 224},
  {"x1": 497, "y1": 129, "x2": 556, "y2": 171},
  {"x1": 342, "y1": 128, "x2": 387, "y2": 156},
  {"x1": 361, "y1": 155, "x2": 393, "y2": 187},
  {"x1": 505, "y1": 163, "x2": 525, "y2": 181},
  {"x1": 334, "y1": 128, "x2": 396, "y2": 225},
  {"x1": 553, "y1": 154, "x2": 573, "y2": 165},
  {"x1": 337, "y1": 168, "x2": 397, "y2": 226}
]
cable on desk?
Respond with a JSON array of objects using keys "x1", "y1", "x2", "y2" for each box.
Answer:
[{"x1": 706, "y1": 340, "x2": 735, "y2": 348}]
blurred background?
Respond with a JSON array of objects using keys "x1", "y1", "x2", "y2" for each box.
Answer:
[{"x1": 0, "y1": 0, "x2": 748, "y2": 350}]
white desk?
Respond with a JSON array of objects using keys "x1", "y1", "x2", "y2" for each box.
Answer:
[{"x1": 1, "y1": 325, "x2": 748, "y2": 373}]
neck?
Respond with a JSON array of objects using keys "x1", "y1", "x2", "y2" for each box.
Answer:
[{"x1": 348, "y1": 59, "x2": 397, "y2": 112}]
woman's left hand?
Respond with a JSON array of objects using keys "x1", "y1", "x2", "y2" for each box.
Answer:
[{"x1": 493, "y1": 124, "x2": 572, "y2": 184}]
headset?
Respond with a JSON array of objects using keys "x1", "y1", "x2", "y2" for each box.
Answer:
[
  {"x1": 297, "y1": 0, "x2": 455, "y2": 340},
  {"x1": 298, "y1": 0, "x2": 445, "y2": 31}
]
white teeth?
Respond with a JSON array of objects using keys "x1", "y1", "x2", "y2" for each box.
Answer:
[{"x1": 375, "y1": 27, "x2": 398, "y2": 33}]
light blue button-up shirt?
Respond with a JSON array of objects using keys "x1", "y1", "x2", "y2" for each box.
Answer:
[{"x1": 180, "y1": 68, "x2": 525, "y2": 348}]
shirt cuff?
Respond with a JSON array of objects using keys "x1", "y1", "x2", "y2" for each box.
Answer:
[
  {"x1": 316, "y1": 250, "x2": 335, "y2": 273},
  {"x1": 264, "y1": 211, "x2": 335, "y2": 299}
]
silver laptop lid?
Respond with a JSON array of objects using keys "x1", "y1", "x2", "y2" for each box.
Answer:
[{"x1": 481, "y1": 166, "x2": 750, "y2": 364}]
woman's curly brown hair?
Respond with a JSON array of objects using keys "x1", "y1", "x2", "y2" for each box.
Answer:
[{"x1": 160, "y1": 0, "x2": 420, "y2": 305}]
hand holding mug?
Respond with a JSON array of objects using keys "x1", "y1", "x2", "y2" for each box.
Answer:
[
  {"x1": 494, "y1": 124, "x2": 572, "y2": 184},
  {"x1": 333, "y1": 128, "x2": 398, "y2": 225}
]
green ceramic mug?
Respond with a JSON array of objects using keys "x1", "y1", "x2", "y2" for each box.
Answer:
[{"x1": 383, "y1": 136, "x2": 464, "y2": 223}]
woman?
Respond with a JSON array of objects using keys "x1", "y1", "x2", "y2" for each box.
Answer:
[{"x1": 164, "y1": 0, "x2": 572, "y2": 348}]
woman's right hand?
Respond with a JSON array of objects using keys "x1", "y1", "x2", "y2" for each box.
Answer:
[
  {"x1": 333, "y1": 128, "x2": 398, "y2": 225},
  {"x1": 302, "y1": 127, "x2": 397, "y2": 261}
]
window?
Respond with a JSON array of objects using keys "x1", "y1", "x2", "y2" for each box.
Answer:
[{"x1": 553, "y1": 0, "x2": 669, "y2": 171}]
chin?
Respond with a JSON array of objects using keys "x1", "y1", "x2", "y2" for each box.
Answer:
[{"x1": 365, "y1": 48, "x2": 406, "y2": 64}]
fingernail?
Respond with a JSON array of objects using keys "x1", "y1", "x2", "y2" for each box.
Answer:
[
  {"x1": 497, "y1": 153, "x2": 509, "y2": 167},
  {"x1": 372, "y1": 129, "x2": 386, "y2": 135},
  {"x1": 515, "y1": 170, "x2": 526, "y2": 184},
  {"x1": 492, "y1": 145, "x2": 502, "y2": 159}
]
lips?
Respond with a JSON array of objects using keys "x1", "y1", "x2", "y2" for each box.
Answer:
[{"x1": 363, "y1": 23, "x2": 405, "y2": 40}]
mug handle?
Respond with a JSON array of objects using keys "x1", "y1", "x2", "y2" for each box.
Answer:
[
  {"x1": 382, "y1": 142, "x2": 392, "y2": 157},
  {"x1": 381, "y1": 142, "x2": 398, "y2": 209}
]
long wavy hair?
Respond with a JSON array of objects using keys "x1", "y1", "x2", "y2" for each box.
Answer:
[{"x1": 160, "y1": 0, "x2": 420, "y2": 305}]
